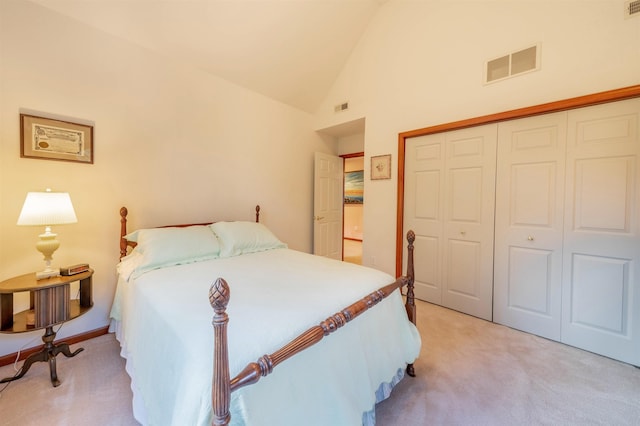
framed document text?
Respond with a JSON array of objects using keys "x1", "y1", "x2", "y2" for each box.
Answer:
[{"x1": 20, "y1": 114, "x2": 93, "y2": 164}]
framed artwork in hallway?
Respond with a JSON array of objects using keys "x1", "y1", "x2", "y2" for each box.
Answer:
[{"x1": 344, "y1": 170, "x2": 364, "y2": 204}]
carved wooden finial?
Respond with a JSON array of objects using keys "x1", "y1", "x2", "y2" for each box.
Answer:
[
  {"x1": 255, "y1": 205, "x2": 261, "y2": 223},
  {"x1": 209, "y1": 278, "x2": 231, "y2": 313},
  {"x1": 407, "y1": 230, "x2": 415, "y2": 245},
  {"x1": 120, "y1": 207, "x2": 130, "y2": 260}
]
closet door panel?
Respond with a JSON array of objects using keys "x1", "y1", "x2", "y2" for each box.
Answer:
[
  {"x1": 573, "y1": 157, "x2": 633, "y2": 232},
  {"x1": 446, "y1": 239, "x2": 482, "y2": 298},
  {"x1": 511, "y1": 162, "x2": 557, "y2": 226},
  {"x1": 448, "y1": 167, "x2": 483, "y2": 222},
  {"x1": 569, "y1": 255, "x2": 629, "y2": 333},
  {"x1": 494, "y1": 112, "x2": 567, "y2": 340},
  {"x1": 507, "y1": 246, "x2": 554, "y2": 315},
  {"x1": 442, "y1": 125, "x2": 497, "y2": 321},
  {"x1": 404, "y1": 134, "x2": 445, "y2": 304},
  {"x1": 562, "y1": 98, "x2": 640, "y2": 366},
  {"x1": 412, "y1": 235, "x2": 440, "y2": 302}
]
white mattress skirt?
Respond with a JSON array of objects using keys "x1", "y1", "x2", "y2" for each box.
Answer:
[{"x1": 109, "y1": 319, "x2": 148, "y2": 425}]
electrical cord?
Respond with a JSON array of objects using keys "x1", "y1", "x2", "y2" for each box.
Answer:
[
  {"x1": 0, "y1": 366, "x2": 22, "y2": 396},
  {"x1": 0, "y1": 322, "x2": 65, "y2": 397}
]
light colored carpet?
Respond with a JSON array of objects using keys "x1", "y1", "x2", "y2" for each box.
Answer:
[
  {"x1": 0, "y1": 331, "x2": 138, "y2": 426},
  {"x1": 375, "y1": 301, "x2": 640, "y2": 425},
  {"x1": 0, "y1": 300, "x2": 638, "y2": 425}
]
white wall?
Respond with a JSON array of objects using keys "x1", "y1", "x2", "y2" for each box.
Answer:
[
  {"x1": 337, "y1": 132, "x2": 364, "y2": 156},
  {"x1": 315, "y1": 0, "x2": 640, "y2": 275},
  {"x1": 0, "y1": 0, "x2": 335, "y2": 357}
]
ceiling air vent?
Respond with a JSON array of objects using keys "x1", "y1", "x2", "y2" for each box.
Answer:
[
  {"x1": 485, "y1": 44, "x2": 540, "y2": 84},
  {"x1": 625, "y1": 0, "x2": 640, "y2": 18},
  {"x1": 334, "y1": 101, "x2": 349, "y2": 113}
]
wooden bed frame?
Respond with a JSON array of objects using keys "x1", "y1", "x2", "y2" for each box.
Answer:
[{"x1": 119, "y1": 205, "x2": 417, "y2": 426}]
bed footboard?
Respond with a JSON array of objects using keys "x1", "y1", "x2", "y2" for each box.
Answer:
[
  {"x1": 209, "y1": 230, "x2": 417, "y2": 426},
  {"x1": 405, "y1": 230, "x2": 416, "y2": 377}
]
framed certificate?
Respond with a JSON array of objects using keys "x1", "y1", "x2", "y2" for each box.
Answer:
[{"x1": 21, "y1": 114, "x2": 93, "y2": 164}]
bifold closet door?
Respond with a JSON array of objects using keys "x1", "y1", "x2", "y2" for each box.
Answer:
[
  {"x1": 561, "y1": 98, "x2": 640, "y2": 366},
  {"x1": 493, "y1": 112, "x2": 567, "y2": 340},
  {"x1": 404, "y1": 125, "x2": 497, "y2": 321},
  {"x1": 442, "y1": 125, "x2": 497, "y2": 320},
  {"x1": 404, "y1": 132, "x2": 445, "y2": 305}
]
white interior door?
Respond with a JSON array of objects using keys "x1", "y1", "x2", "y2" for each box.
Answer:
[
  {"x1": 404, "y1": 125, "x2": 496, "y2": 321},
  {"x1": 561, "y1": 98, "x2": 640, "y2": 366},
  {"x1": 404, "y1": 133, "x2": 446, "y2": 304},
  {"x1": 313, "y1": 152, "x2": 343, "y2": 260},
  {"x1": 441, "y1": 125, "x2": 497, "y2": 321},
  {"x1": 493, "y1": 112, "x2": 567, "y2": 340}
]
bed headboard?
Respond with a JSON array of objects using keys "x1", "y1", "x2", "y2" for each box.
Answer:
[{"x1": 119, "y1": 205, "x2": 261, "y2": 259}]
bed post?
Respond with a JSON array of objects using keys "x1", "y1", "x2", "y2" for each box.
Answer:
[
  {"x1": 210, "y1": 278, "x2": 231, "y2": 426},
  {"x1": 255, "y1": 205, "x2": 260, "y2": 223},
  {"x1": 120, "y1": 207, "x2": 129, "y2": 260},
  {"x1": 405, "y1": 230, "x2": 416, "y2": 377}
]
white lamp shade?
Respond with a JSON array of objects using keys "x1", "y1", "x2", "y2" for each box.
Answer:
[{"x1": 17, "y1": 191, "x2": 78, "y2": 226}]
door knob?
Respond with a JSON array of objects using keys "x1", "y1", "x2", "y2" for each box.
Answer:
[
  {"x1": 527, "y1": 235, "x2": 534, "y2": 241},
  {"x1": 314, "y1": 216, "x2": 325, "y2": 221}
]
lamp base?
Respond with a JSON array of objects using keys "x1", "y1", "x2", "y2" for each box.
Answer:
[{"x1": 36, "y1": 269, "x2": 60, "y2": 280}]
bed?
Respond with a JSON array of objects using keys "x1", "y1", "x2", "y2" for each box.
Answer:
[{"x1": 110, "y1": 205, "x2": 421, "y2": 426}]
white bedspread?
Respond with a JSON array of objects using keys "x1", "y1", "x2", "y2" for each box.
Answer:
[{"x1": 111, "y1": 248, "x2": 421, "y2": 426}]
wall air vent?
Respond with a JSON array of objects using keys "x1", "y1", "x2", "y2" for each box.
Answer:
[
  {"x1": 334, "y1": 101, "x2": 349, "y2": 113},
  {"x1": 485, "y1": 44, "x2": 541, "y2": 84},
  {"x1": 625, "y1": 0, "x2": 640, "y2": 18}
]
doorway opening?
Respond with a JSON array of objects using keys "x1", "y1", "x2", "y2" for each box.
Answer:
[
  {"x1": 315, "y1": 116, "x2": 366, "y2": 263},
  {"x1": 342, "y1": 154, "x2": 364, "y2": 264}
]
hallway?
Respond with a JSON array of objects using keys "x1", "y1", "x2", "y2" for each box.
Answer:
[{"x1": 343, "y1": 239, "x2": 362, "y2": 264}]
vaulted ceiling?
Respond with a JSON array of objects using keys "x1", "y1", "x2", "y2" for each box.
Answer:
[{"x1": 30, "y1": 0, "x2": 386, "y2": 113}]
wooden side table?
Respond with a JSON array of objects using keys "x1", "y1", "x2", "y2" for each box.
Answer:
[{"x1": 0, "y1": 269, "x2": 93, "y2": 387}]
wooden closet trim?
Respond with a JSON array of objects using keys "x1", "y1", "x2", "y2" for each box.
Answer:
[{"x1": 395, "y1": 84, "x2": 640, "y2": 277}]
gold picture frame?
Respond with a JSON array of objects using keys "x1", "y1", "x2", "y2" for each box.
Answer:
[
  {"x1": 20, "y1": 114, "x2": 94, "y2": 164},
  {"x1": 371, "y1": 154, "x2": 391, "y2": 180}
]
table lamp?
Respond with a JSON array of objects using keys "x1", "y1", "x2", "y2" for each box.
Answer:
[{"x1": 17, "y1": 188, "x2": 78, "y2": 280}]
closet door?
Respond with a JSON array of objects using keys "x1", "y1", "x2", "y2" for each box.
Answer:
[
  {"x1": 404, "y1": 133, "x2": 445, "y2": 305},
  {"x1": 441, "y1": 125, "x2": 497, "y2": 321},
  {"x1": 562, "y1": 98, "x2": 640, "y2": 366},
  {"x1": 493, "y1": 113, "x2": 567, "y2": 340},
  {"x1": 404, "y1": 125, "x2": 497, "y2": 320}
]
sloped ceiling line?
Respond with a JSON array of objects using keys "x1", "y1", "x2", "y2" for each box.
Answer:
[{"x1": 28, "y1": 0, "x2": 384, "y2": 113}]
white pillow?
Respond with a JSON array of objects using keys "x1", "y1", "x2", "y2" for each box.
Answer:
[
  {"x1": 132, "y1": 226, "x2": 220, "y2": 275},
  {"x1": 124, "y1": 229, "x2": 141, "y2": 243},
  {"x1": 117, "y1": 251, "x2": 144, "y2": 281},
  {"x1": 210, "y1": 221, "x2": 287, "y2": 258}
]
